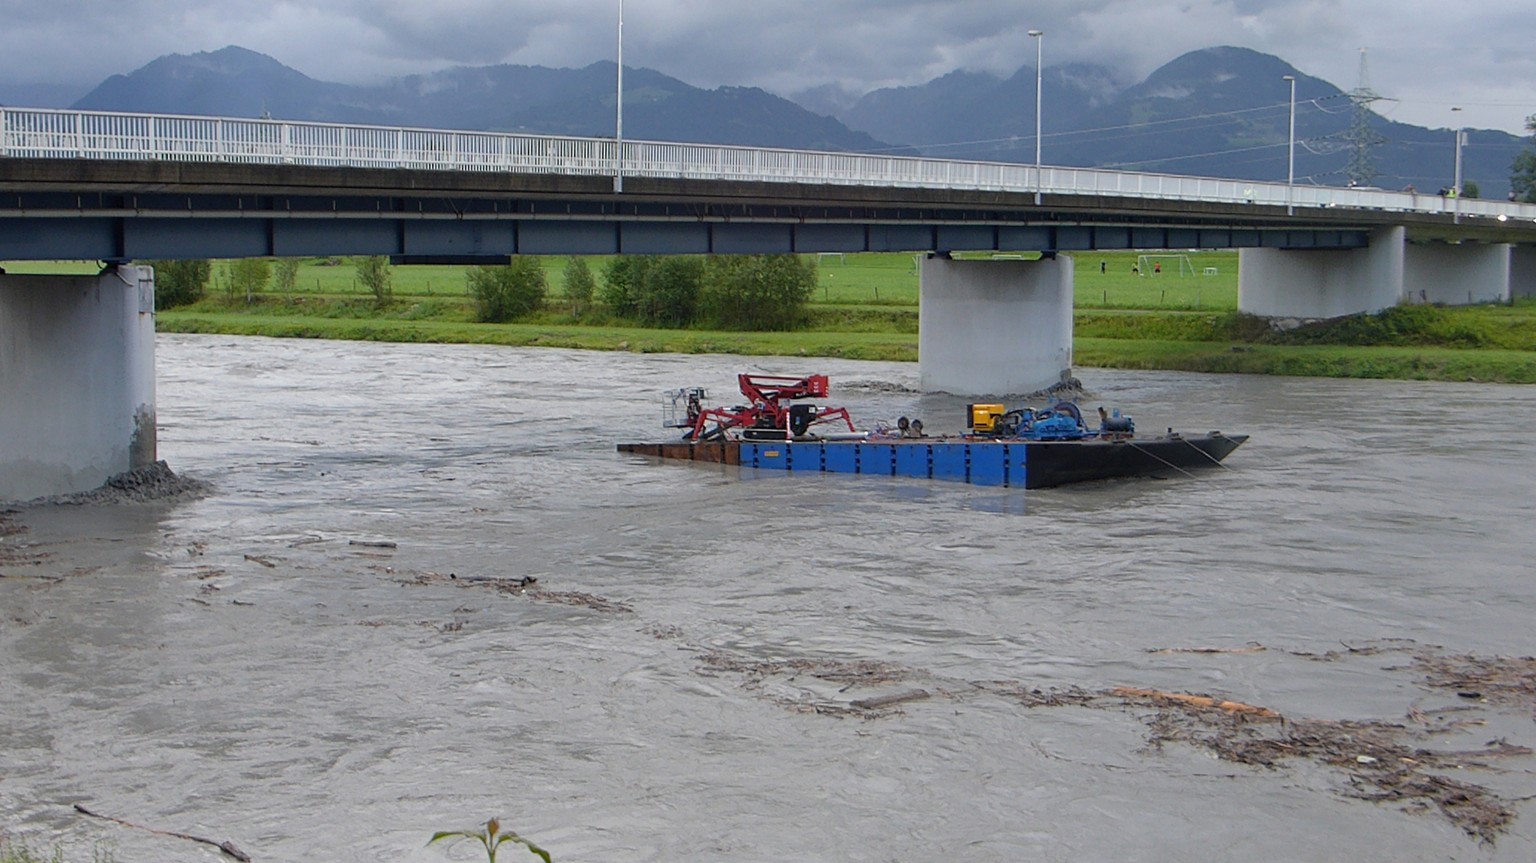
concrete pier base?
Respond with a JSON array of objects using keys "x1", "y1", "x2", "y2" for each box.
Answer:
[
  {"x1": 0, "y1": 265, "x2": 156, "y2": 501},
  {"x1": 918, "y1": 255, "x2": 1073, "y2": 396}
]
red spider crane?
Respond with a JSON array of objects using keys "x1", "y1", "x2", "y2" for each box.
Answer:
[{"x1": 679, "y1": 373, "x2": 856, "y2": 441}]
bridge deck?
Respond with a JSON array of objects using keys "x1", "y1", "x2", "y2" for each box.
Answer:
[{"x1": 3, "y1": 107, "x2": 1534, "y2": 260}]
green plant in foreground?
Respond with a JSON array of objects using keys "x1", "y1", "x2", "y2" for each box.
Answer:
[
  {"x1": 0, "y1": 837, "x2": 114, "y2": 863},
  {"x1": 428, "y1": 818, "x2": 551, "y2": 863},
  {"x1": 0, "y1": 840, "x2": 58, "y2": 863}
]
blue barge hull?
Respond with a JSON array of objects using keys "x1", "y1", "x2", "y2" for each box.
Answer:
[
  {"x1": 617, "y1": 433, "x2": 1247, "y2": 489},
  {"x1": 745, "y1": 440, "x2": 1025, "y2": 485}
]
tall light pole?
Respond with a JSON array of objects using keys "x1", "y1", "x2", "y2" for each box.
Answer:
[
  {"x1": 1028, "y1": 29, "x2": 1043, "y2": 204},
  {"x1": 614, "y1": 0, "x2": 624, "y2": 193},
  {"x1": 1452, "y1": 106, "x2": 1463, "y2": 221},
  {"x1": 1283, "y1": 75, "x2": 1296, "y2": 214},
  {"x1": 1452, "y1": 106, "x2": 1465, "y2": 194}
]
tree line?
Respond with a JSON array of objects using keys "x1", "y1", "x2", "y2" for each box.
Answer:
[{"x1": 146, "y1": 253, "x2": 819, "y2": 332}]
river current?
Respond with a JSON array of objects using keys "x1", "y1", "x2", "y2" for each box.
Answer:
[{"x1": 3, "y1": 333, "x2": 1535, "y2": 862}]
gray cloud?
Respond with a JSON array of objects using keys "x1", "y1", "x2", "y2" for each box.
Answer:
[{"x1": 0, "y1": 0, "x2": 1530, "y2": 133}]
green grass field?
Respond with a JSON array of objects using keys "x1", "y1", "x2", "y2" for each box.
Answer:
[
  {"x1": 155, "y1": 311, "x2": 920, "y2": 361},
  {"x1": 1074, "y1": 251, "x2": 1239, "y2": 310}
]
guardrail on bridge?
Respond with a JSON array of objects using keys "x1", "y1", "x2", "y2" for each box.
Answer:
[{"x1": 4, "y1": 106, "x2": 1533, "y2": 224}]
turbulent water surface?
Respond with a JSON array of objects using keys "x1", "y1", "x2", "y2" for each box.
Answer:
[{"x1": 3, "y1": 333, "x2": 1536, "y2": 862}]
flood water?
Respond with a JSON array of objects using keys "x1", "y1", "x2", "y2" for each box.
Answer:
[{"x1": 3, "y1": 333, "x2": 1536, "y2": 862}]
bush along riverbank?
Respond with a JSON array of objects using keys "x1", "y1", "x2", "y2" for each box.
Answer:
[{"x1": 1072, "y1": 303, "x2": 1536, "y2": 383}]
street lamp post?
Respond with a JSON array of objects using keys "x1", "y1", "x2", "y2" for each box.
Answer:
[
  {"x1": 1452, "y1": 106, "x2": 1463, "y2": 222},
  {"x1": 1283, "y1": 75, "x2": 1296, "y2": 214},
  {"x1": 615, "y1": 0, "x2": 624, "y2": 193},
  {"x1": 1452, "y1": 107, "x2": 1465, "y2": 194},
  {"x1": 1028, "y1": 29, "x2": 1043, "y2": 204}
]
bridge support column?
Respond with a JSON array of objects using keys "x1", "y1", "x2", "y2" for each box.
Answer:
[
  {"x1": 1509, "y1": 247, "x2": 1536, "y2": 300},
  {"x1": 918, "y1": 255, "x2": 1073, "y2": 396},
  {"x1": 1238, "y1": 226, "x2": 1405, "y2": 319},
  {"x1": 1404, "y1": 242, "x2": 1511, "y2": 305},
  {"x1": 0, "y1": 265, "x2": 156, "y2": 501}
]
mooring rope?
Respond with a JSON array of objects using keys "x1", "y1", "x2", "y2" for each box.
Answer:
[
  {"x1": 1125, "y1": 440, "x2": 1198, "y2": 479},
  {"x1": 1179, "y1": 436, "x2": 1235, "y2": 470}
]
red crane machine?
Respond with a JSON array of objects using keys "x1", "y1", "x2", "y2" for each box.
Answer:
[{"x1": 667, "y1": 373, "x2": 856, "y2": 442}]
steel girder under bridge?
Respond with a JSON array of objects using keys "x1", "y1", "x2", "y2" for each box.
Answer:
[{"x1": 1, "y1": 159, "x2": 1392, "y2": 262}]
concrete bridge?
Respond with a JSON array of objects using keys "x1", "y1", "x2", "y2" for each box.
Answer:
[{"x1": 5, "y1": 107, "x2": 1536, "y2": 499}]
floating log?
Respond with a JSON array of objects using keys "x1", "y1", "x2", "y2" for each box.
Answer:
[{"x1": 1112, "y1": 686, "x2": 1280, "y2": 718}]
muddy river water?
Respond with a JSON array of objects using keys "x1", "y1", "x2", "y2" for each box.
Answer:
[{"x1": 4, "y1": 333, "x2": 1536, "y2": 862}]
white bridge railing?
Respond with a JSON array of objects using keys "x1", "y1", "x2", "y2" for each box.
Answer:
[{"x1": 4, "y1": 106, "x2": 1533, "y2": 224}]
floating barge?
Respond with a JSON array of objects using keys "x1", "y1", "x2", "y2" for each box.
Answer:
[
  {"x1": 617, "y1": 372, "x2": 1247, "y2": 489},
  {"x1": 617, "y1": 433, "x2": 1246, "y2": 489}
]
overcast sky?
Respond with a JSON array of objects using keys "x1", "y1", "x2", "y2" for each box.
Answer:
[{"x1": 1, "y1": 0, "x2": 1532, "y2": 134}]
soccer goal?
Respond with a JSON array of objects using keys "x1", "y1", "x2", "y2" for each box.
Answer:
[{"x1": 1135, "y1": 254, "x2": 1196, "y2": 277}]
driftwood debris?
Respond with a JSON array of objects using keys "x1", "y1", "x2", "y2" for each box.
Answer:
[
  {"x1": 348, "y1": 539, "x2": 398, "y2": 549},
  {"x1": 1414, "y1": 653, "x2": 1536, "y2": 709},
  {"x1": 242, "y1": 554, "x2": 277, "y2": 569},
  {"x1": 1112, "y1": 686, "x2": 1281, "y2": 718},
  {"x1": 689, "y1": 638, "x2": 1531, "y2": 842},
  {"x1": 400, "y1": 571, "x2": 540, "y2": 595},
  {"x1": 1147, "y1": 644, "x2": 1267, "y2": 655},
  {"x1": 73, "y1": 804, "x2": 252, "y2": 862},
  {"x1": 850, "y1": 689, "x2": 931, "y2": 710}
]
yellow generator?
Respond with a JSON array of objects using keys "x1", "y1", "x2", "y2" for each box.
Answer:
[{"x1": 966, "y1": 403, "x2": 1008, "y2": 435}]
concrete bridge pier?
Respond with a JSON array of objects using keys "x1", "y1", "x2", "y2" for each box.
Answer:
[
  {"x1": 1240, "y1": 227, "x2": 1520, "y2": 318},
  {"x1": 0, "y1": 265, "x2": 156, "y2": 501},
  {"x1": 1510, "y1": 247, "x2": 1536, "y2": 300},
  {"x1": 1238, "y1": 226, "x2": 1406, "y2": 318},
  {"x1": 1404, "y1": 241, "x2": 1511, "y2": 306},
  {"x1": 918, "y1": 255, "x2": 1073, "y2": 396}
]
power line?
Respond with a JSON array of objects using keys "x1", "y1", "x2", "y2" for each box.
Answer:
[
  {"x1": 1048, "y1": 101, "x2": 1290, "y2": 140},
  {"x1": 1102, "y1": 140, "x2": 1292, "y2": 170},
  {"x1": 880, "y1": 95, "x2": 1342, "y2": 155},
  {"x1": 1395, "y1": 96, "x2": 1536, "y2": 110}
]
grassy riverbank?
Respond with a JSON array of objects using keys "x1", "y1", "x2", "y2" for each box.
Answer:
[
  {"x1": 156, "y1": 309, "x2": 921, "y2": 361},
  {"x1": 11, "y1": 252, "x2": 1536, "y2": 383}
]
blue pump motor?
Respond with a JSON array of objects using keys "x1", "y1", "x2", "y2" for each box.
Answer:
[{"x1": 1025, "y1": 406, "x2": 1092, "y2": 441}]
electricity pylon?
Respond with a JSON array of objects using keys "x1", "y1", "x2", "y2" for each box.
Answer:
[{"x1": 1344, "y1": 48, "x2": 1389, "y2": 186}]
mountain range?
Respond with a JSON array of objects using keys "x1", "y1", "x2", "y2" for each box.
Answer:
[
  {"x1": 58, "y1": 46, "x2": 893, "y2": 154},
  {"x1": 6, "y1": 45, "x2": 1526, "y2": 197}
]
